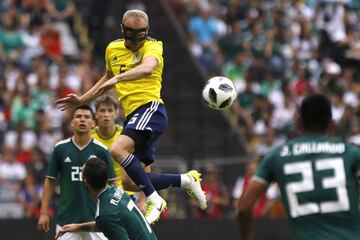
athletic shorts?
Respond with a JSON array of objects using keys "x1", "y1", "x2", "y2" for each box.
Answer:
[
  {"x1": 56, "y1": 225, "x2": 108, "y2": 240},
  {"x1": 122, "y1": 101, "x2": 168, "y2": 166}
]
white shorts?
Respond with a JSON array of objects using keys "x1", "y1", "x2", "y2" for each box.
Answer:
[{"x1": 56, "y1": 225, "x2": 108, "y2": 240}]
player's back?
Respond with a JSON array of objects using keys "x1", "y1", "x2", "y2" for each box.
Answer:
[
  {"x1": 96, "y1": 185, "x2": 157, "y2": 240},
  {"x1": 257, "y1": 135, "x2": 360, "y2": 240}
]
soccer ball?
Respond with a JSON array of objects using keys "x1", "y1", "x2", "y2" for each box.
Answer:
[{"x1": 202, "y1": 76, "x2": 237, "y2": 110}]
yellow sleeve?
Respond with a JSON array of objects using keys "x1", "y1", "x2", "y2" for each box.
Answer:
[
  {"x1": 143, "y1": 41, "x2": 163, "y2": 66},
  {"x1": 105, "y1": 44, "x2": 112, "y2": 72}
]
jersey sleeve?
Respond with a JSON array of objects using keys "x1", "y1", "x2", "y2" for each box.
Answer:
[
  {"x1": 105, "y1": 44, "x2": 112, "y2": 73},
  {"x1": 47, "y1": 146, "x2": 60, "y2": 179},
  {"x1": 102, "y1": 149, "x2": 116, "y2": 181},
  {"x1": 253, "y1": 151, "x2": 276, "y2": 185},
  {"x1": 143, "y1": 41, "x2": 163, "y2": 66},
  {"x1": 96, "y1": 215, "x2": 129, "y2": 240}
]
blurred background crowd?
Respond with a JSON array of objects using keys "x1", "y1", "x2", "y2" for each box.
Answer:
[{"x1": 0, "y1": 0, "x2": 359, "y2": 222}]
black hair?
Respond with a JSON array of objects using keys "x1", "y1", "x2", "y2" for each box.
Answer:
[
  {"x1": 82, "y1": 157, "x2": 108, "y2": 190},
  {"x1": 72, "y1": 105, "x2": 95, "y2": 119},
  {"x1": 300, "y1": 94, "x2": 332, "y2": 133}
]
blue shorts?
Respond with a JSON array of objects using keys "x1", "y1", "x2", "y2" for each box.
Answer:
[{"x1": 122, "y1": 101, "x2": 168, "y2": 165}]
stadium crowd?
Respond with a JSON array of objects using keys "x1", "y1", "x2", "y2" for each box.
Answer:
[
  {"x1": 170, "y1": 0, "x2": 360, "y2": 218},
  {"x1": 0, "y1": 0, "x2": 101, "y2": 219},
  {"x1": 1, "y1": 0, "x2": 360, "y2": 222}
]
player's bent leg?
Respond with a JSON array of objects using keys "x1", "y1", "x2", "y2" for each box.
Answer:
[{"x1": 110, "y1": 134, "x2": 166, "y2": 224}]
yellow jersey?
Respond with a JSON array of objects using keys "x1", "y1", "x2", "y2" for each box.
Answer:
[
  {"x1": 105, "y1": 37, "x2": 164, "y2": 117},
  {"x1": 90, "y1": 124, "x2": 135, "y2": 195}
]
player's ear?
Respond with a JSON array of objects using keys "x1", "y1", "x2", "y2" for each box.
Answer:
[
  {"x1": 120, "y1": 24, "x2": 124, "y2": 34},
  {"x1": 90, "y1": 119, "x2": 96, "y2": 129},
  {"x1": 70, "y1": 119, "x2": 75, "y2": 130},
  {"x1": 83, "y1": 178, "x2": 88, "y2": 187}
]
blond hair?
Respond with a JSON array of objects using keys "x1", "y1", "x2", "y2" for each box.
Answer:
[{"x1": 122, "y1": 9, "x2": 149, "y2": 25}]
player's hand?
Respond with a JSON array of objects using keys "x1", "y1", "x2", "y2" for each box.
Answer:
[
  {"x1": 37, "y1": 213, "x2": 50, "y2": 232},
  {"x1": 54, "y1": 94, "x2": 82, "y2": 111},
  {"x1": 94, "y1": 76, "x2": 118, "y2": 96},
  {"x1": 55, "y1": 224, "x2": 80, "y2": 239}
]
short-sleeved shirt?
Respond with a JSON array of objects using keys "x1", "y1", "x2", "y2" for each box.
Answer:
[
  {"x1": 91, "y1": 125, "x2": 135, "y2": 196},
  {"x1": 96, "y1": 185, "x2": 157, "y2": 240},
  {"x1": 47, "y1": 137, "x2": 116, "y2": 226},
  {"x1": 105, "y1": 38, "x2": 164, "y2": 117},
  {"x1": 254, "y1": 135, "x2": 360, "y2": 240}
]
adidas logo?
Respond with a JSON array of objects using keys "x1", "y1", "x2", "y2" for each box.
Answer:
[
  {"x1": 64, "y1": 157, "x2": 72, "y2": 163},
  {"x1": 112, "y1": 56, "x2": 118, "y2": 62}
]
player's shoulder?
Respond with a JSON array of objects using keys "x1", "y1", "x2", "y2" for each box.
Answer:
[
  {"x1": 146, "y1": 36, "x2": 158, "y2": 42},
  {"x1": 145, "y1": 36, "x2": 163, "y2": 46},
  {"x1": 115, "y1": 124, "x2": 123, "y2": 132},
  {"x1": 90, "y1": 127, "x2": 98, "y2": 136},
  {"x1": 107, "y1": 39, "x2": 125, "y2": 48},
  {"x1": 265, "y1": 144, "x2": 285, "y2": 159},
  {"x1": 54, "y1": 138, "x2": 72, "y2": 148},
  {"x1": 92, "y1": 138, "x2": 108, "y2": 150},
  {"x1": 344, "y1": 142, "x2": 360, "y2": 153}
]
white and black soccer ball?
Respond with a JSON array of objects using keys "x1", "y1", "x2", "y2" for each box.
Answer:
[{"x1": 202, "y1": 76, "x2": 237, "y2": 110}]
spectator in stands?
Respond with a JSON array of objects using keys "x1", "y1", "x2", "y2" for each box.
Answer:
[
  {"x1": 0, "y1": 146, "x2": 26, "y2": 219},
  {"x1": 46, "y1": 0, "x2": 75, "y2": 24},
  {"x1": 4, "y1": 121, "x2": 36, "y2": 152},
  {"x1": 18, "y1": 172, "x2": 44, "y2": 219},
  {"x1": 0, "y1": 12, "x2": 24, "y2": 62},
  {"x1": 40, "y1": 17, "x2": 62, "y2": 60},
  {"x1": 195, "y1": 164, "x2": 229, "y2": 219},
  {"x1": 232, "y1": 159, "x2": 279, "y2": 219},
  {"x1": 222, "y1": 51, "x2": 247, "y2": 93}
]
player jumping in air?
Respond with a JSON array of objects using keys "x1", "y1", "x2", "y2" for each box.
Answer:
[{"x1": 55, "y1": 10, "x2": 207, "y2": 224}]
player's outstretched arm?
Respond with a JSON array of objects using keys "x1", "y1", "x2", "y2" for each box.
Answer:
[
  {"x1": 93, "y1": 56, "x2": 158, "y2": 96},
  {"x1": 55, "y1": 71, "x2": 113, "y2": 111},
  {"x1": 237, "y1": 180, "x2": 267, "y2": 240},
  {"x1": 37, "y1": 178, "x2": 56, "y2": 232},
  {"x1": 55, "y1": 221, "x2": 98, "y2": 239}
]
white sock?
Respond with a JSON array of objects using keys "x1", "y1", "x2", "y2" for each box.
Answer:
[
  {"x1": 147, "y1": 191, "x2": 161, "y2": 202},
  {"x1": 180, "y1": 174, "x2": 192, "y2": 188}
]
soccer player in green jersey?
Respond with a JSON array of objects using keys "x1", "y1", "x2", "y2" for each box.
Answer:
[
  {"x1": 237, "y1": 94, "x2": 360, "y2": 240},
  {"x1": 55, "y1": 157, "x2": 157, "y2": 240},
  {"x1": 37, "y1": 105, "x2": 116, "y2": 240},
  {"x1": 55, "y1": 9, "x2": 207, "y2": 224}
]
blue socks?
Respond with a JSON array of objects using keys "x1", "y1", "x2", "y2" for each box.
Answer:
[
  {"x1": 147, "y1": 173, "x2": 181, "y2": 190},
  {"x1": 121, "y1": 154, "x2": 182, "y2": 195},
  {"x1": 121, "y1": 154, "x2": 155, "y2": 196}
]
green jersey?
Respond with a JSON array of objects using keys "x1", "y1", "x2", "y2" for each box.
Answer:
[
  {"x1": 47, "y1": 137, "x2": 116, "y2": 226},
  {"x1": 96, "y1": 185, "x2": 157, "y2": 240},
  {"x1": 255, "y1": 135, "x2": 360, "y2": 240}
]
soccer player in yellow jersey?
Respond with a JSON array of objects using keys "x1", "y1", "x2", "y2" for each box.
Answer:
[
  {"x1": 55, "y1": 9, "x2": 207, "y2": 224},
  {"x1": 91, "y1": 95, "x2": 149, "y2": 209},
  {"x1": 90, "y1": 96, "x2": 128, "y2": 190}
]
